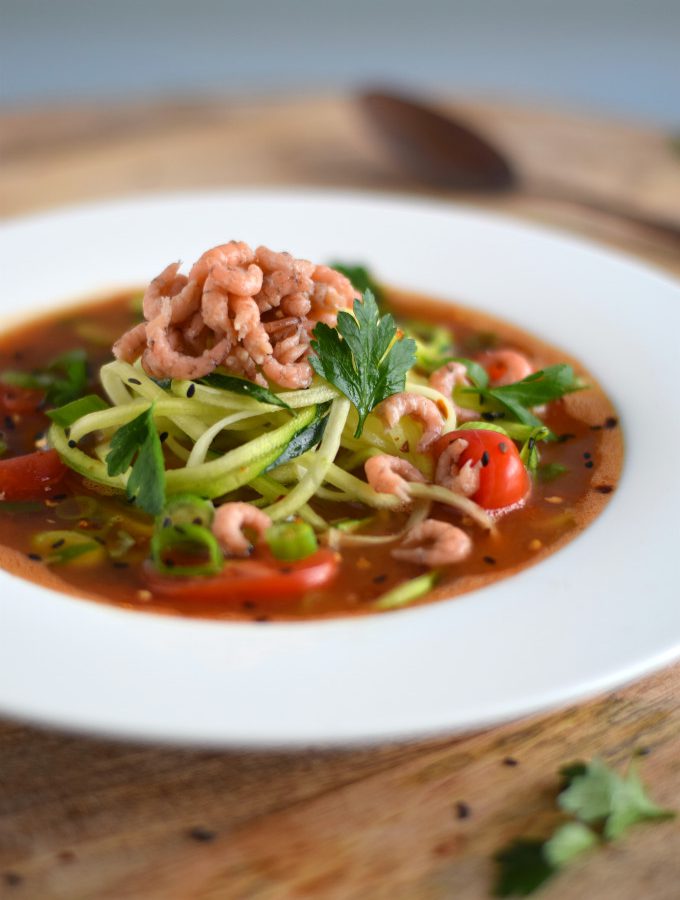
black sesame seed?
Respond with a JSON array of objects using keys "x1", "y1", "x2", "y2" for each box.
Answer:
[
  {"x1": 455, "y1": 802, "x2": 471, "y2": 820},
  {"x1": 604, "y1": 417, "x2": 619, "y2": 429},
  {"x1": 162, "y1": 517, "x2": 171, "y2": 528},
  {"x1": 4, "y1": 416, "x2": 15, "y2": 430},
  {"x1": 503, "y1": 757, "x2": 519, "y2": 767},
  {"x1": 186, "y1": 384, "x2": 196, "y2": 398},
  {"x1": 590, "y1": 424, "x2": 603, "y2": 432},
  {"x1": 595, "y1": 485, "x2": 614, "y2": 494},
  {"x1": 481, "y1": 451, "x2": 490, "y2": 467},
  {"x1": 113, "y1": 561, "x2": 129, "y2": 569},
  {"x1": 557, "y1": 432, "x2": 576, "y2": 443},
  {"x1": 373, "y1": 574, "x2": 388, "y2": 584},
  {"x1": 527, "y1": 437, "x2": 536, "y2": 451},
  {"x1": 68, "y1": 440, "x2": 77, "y2": 448},
  {"x1": 64, "y1": 427, "x2": 71, "y2": 437},
  {"x1": 192, "y1": 517, "x2": 202, "y2": 525},
  {"x1": 127, "y1": 377, "x2": 142, "y2": 386},
  {"x1": 159, "y1": 432, "x2": 169, "y2": 443},
  {"x1": 188, "y1": 826, "x2": 217, "y2": 843},
  {"x1": 483, "y1": 556, "x2": 496, "y2": 565},
  {"x1": 481, "y1": 411, "x2": 503, "y2": 421},
  {"x1": 51, "y1": 539, "x2": 65, "y2": 549},
  {"x1": 498, "y1": 442, "x2": 508, "y2": 454},
  {"x1": 635, "y1": 745, "x2": 652, "y2": 757},
  {"x1": 583, "y1": 452, "x2": 592, "y2": 460},
  {"x1": 28, "y1": 553, "x2": 42, "y2": 561},
  {"x1": 585, "y1": 461, "x2": 594, "y2": 469}
]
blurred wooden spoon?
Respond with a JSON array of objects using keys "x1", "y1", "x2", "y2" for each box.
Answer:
[{"x1": 359, "y1": 89, "x2": 680, "y2": 247}]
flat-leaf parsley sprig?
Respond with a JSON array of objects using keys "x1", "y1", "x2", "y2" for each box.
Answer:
[
  {"x1": 494, "y1": 757, "x2": 675, "y2": 896},
  {"x1": 106, "y1": 404, "x2": 165, "y2": 516},
  {"x1": 309, "y1": 289, "x2": 416, "y2": 437}
]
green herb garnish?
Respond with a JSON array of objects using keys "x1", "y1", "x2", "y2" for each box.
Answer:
[
  {"x1": 1, "y1": 348, "x2": 88, "y2": 407},
  {"x1": 559, "y1": 758, "x2": 675, "y2": 841},
  {"x1": 105, "y1": 405, "x2": 165, "y2": 516},
  {"x1": 266, "y1": 402, "x2": 331, "y2": 471},
  {"x1": 310, "y1": 290, "x2": 416, "y2": 437},
  {"x1": 201, "y1": 372, "x2": 292, "y2": 412},
  {"x1": 47, "y1": 394, "x2": 108, "y2": 428},
  {"x1": 456, "y1": 363, "x2": 584, "y2": 426},
  {"x1": 493, "y1": 758, "x2": 675, "y2": 896}
]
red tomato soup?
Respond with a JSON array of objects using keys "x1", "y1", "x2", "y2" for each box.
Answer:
[{"x1": 0, "y1": 274, "x2": 622, "y2": 622}]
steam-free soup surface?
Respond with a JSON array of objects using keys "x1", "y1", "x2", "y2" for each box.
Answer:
[{"x1": 0, "y1": 289, "x2": 622, "y2": 620}]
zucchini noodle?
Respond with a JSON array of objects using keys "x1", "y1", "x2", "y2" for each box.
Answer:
[{"x1": 264, "y1": 398, "x2": 351, "y2": 521}]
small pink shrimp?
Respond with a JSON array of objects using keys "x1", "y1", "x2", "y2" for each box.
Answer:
[
  {"x1": 312, "y1": 266, "x2": 358, "y2": 308},
  {"x1": 429, "y1": 361, "x2": 469, "y2": 398},
  {"x1": 142, "y1": 263, "x2": 201, "y2": 324},
  {"x1": 392, "y1": 519, "x2": 473, "y2": 566},
  {"x1": 142, "y1": 298, "x2": 230, "y2": 380},
  {"x1": 231, "y1": 296, "x2": 273, "y2": 364},
  {"x1": 262, "y1": 357, "x2": 313, "y2": 389},
  {"x1": 378, "y1": 392, "x2": 444, "y2": 452},
  {"x1": 273, "y1": 326, "x2": 309, "y2": 365},
  {"x1": 223, "y1": 346, "x2": 268, "y2": 386},
  {"x1": 477, "y1": 349, "x2": 533, "y2": 386},
  {"x1": 210, "y1": 261, "x2": 263, "y2": 296},
  {"x1": 113, "y1": 322, "x2": 147, "y2": 363},
  {"x1": 189, "y1": 241, "x2": 255, "y2": 284},
  {"x1": 435, "y1": 438, "x2": 480, "y2": 496},
  {"x1": 280, "y1": 292, "x2": 312, "y2": 317},
  {"x1": 212, "y1": 502, "x2": 272, "y2": 557},
  {"x1": 365, "y1": 455, "x2": 426, "y2": 504}
]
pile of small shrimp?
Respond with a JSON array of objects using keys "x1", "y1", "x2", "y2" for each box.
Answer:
[{"x1": 113, "y1": 242, "x2": 359, "y2": 389}]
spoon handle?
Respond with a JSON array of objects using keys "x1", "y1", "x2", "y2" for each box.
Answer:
[{"x1": 525, "y1": 184, "x2": 680, "y2": 250}]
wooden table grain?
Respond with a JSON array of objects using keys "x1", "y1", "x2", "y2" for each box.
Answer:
[{"x1": 0, "y1": 94, "x2": 679, "y2": 900}]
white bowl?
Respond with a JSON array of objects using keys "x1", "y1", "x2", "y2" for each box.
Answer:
[{"x1": 1, "y1": 189, "x2": 678, "y2": 747}]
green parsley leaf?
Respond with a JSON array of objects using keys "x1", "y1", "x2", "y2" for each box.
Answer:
[
  {"x1": 1, "y1": 348, "x2": 89, "y2": 408},
  {"x1": 543, "y1": 822, "x2": 598, "y2": 867},
  {"x1": 201, "y1": 372, "x2": 292, "y2": 412},
  {"x1": 558, "y1": 758, "x2": 675, "y2": 840},
  {"x1": 329, "y1": 262, "x2": 385, "y2": 306},
  {"x1": 457, "y1": 364, "x2": 584, "y2": 426},
  {"x1": 493, "y1": 839, "x2": 556, "y2": 897},
  {"x1": 46, "y1": 394, "x2": 108, "y2": 428},
  {"x1": 451, "y1": 356, "x2": 489, "y2": 390},
  {"x1": 45, "y1": 349, "x2": 89, "y2": 406},
  {"x1": 266, "y1": 402, "x2": 331, "y2": 471},
  {"x1": 105, "y1": 405, "x2": 165, "y2": 515},
  {"x1": 309, "y1": 290, "x2": 416, "y2": 437}
]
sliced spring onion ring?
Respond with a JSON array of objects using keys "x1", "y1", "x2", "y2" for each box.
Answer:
[
  {"x1": 150, "y1": 522, "x2": 223, "y2": 577},
  {"x1": 265, "y1": 521, "x2": 318, "y2": 561}
]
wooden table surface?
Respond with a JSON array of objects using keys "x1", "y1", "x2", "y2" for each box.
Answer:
[{"x1": 1, "y1": 94, "x2": 679, "y2": 900}]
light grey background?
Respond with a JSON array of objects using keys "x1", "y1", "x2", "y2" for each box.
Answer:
[{"x1": 2, "y1": 0, "x2": 679, "y2": 125}]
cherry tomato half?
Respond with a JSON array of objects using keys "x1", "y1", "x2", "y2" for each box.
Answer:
[
  {"x1": 0, "y1": 384, "x2": 44, "y2": 414},
  {"x1": 0, "y1": 449, "x2": 67, "y2": 501},
  {"x1": 143, "y1": 548, "x2": 340, "y2": 604},
  {"x1": 433, "y1": 429, "x2": 530, "y2": 511}
]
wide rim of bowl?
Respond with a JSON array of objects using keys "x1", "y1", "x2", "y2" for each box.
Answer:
[{"x1": 0, "y1": 188, "x2": 678, "y2": 748}]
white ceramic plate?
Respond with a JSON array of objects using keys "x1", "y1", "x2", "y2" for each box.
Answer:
[{"x1": 1, "y1": 190, "x2": 679, "y2": 748}]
